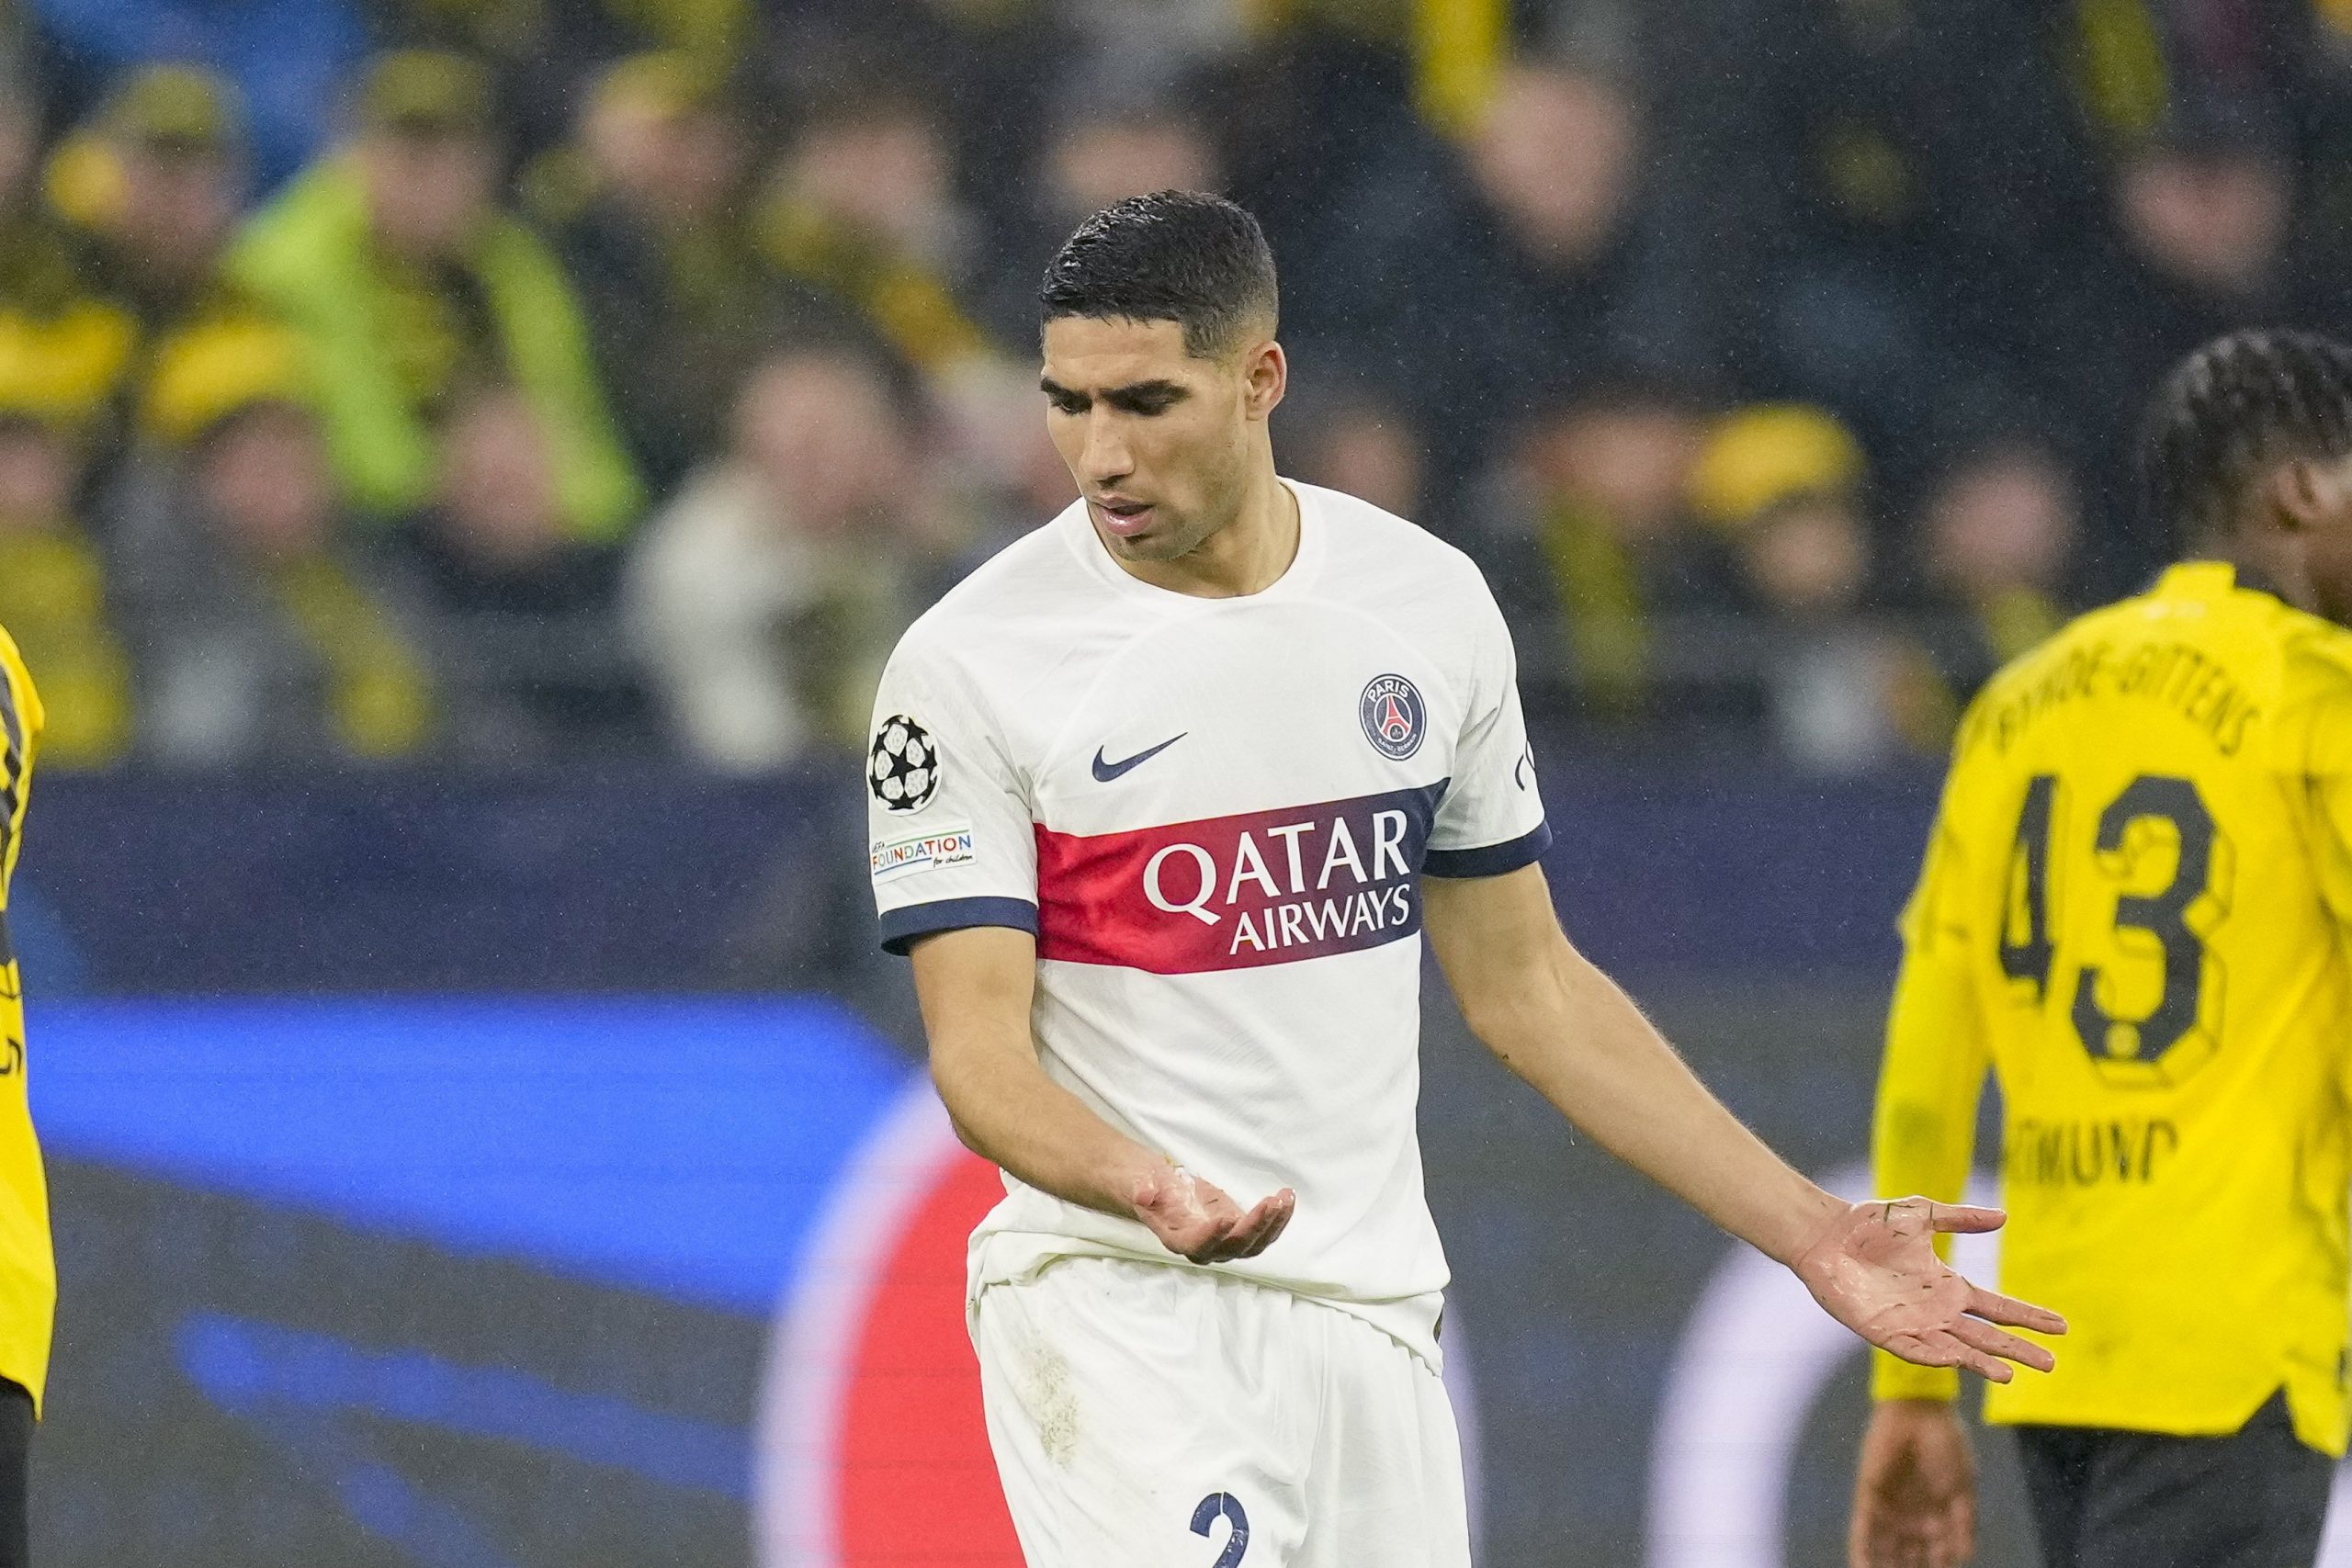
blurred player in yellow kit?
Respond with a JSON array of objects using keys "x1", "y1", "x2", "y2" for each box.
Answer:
[
  {"x1": 1850, "y1": 329, "x2": 2352, "y2": 1568},
  {"x1": 0, "y1": 624, "x2": 51, "y2": 1568}
]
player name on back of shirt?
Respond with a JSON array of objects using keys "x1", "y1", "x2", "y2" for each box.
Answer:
[{"x1": 1035, "y1": 784, "x2": 1444, "y2": 974}]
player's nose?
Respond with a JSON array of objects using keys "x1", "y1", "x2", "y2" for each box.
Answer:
[{"x1": 1080, "y1": 411, "x2": 1133, "y2": 483}]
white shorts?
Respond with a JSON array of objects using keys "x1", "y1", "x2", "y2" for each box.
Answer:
[{"x1": 971, "y1": 1256, "x2": 1471, "y2": 1568}]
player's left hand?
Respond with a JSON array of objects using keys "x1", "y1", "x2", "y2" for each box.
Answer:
[
  {"x1": 1792, "y1": 1197, "x2": 2065, "y2": 1382},
  {"x1": 1131, "y1": 1164, "x2": 1295, "y2": 1265}
]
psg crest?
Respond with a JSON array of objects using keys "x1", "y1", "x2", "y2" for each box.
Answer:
[
  {"x1": 1359, "y1": 674, "x2": 1426, "y2": 761},
  {"x1": 869, "y1": 716, "x2": 940, "y2": 813}
]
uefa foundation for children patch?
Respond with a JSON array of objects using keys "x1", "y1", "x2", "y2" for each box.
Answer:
[{"x1": 869, "y1": 824, "x2": 977, "y2": 884}]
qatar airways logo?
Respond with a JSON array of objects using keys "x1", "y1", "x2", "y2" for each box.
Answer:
[
  {"x1": 1142, "y1": 809, "x2": 1419, "y2": 957},
  {"x1": 1035, "y1": 784, "x2": 1444, "y2": 974}
]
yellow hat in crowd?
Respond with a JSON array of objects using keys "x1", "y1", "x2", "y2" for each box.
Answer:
[
  {"x1": 47, "y1": 64, "x2": 244, "y2": 230},
  {"x1": 1687, "y1": 402, "x2": 1867, "y2": 528},
  {"x1": 0, "y1": 304, "x2": 138, "y2": 428},
  {"x1": 593, "y1": 50, "x2": 725, "y2": 121},
  {"x1": 101, "y1": 63, "x2": 243, "y2": 152},
  {"x1": 358, "y1": 50, "x2": 495, "y2": 138},
  {"x1": 525, "y1": 51, "x2": 727, "y2": 222},
  {"x1": 141, "y1": 317, "x2": 311, "y2": 446}
]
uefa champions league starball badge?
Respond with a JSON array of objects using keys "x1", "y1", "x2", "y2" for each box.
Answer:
[
  {"x1": 869, "y1": 715, "x2": 940, "y2": 813},
  {"x1": 1359, "y1": 674, "x2": 1426, "y2": 761}
]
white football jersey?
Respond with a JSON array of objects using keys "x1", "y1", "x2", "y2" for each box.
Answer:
[{"x1": 865, "y1": 479, "x2": 1549, "y2": 1363}]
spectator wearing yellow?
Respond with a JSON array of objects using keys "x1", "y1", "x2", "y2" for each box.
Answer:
[
  {"x1": 755, "y1": 92, "x2": 1000, "y2": 379},
  {"x1": 0, "y1": 69, "x2": 112, "y2": 325},
  {"x1": 753, "y1": 89, "x2": 1057, "y2": 508},
  {"x1": 1468, "y1": 372, "x2": 1738, "y2": 726},
  {"x1": 380, "y1": 0, "x2": 750, "y2": 149},
  {"x1": 381, "y1": 0, "x2": 748, "y2": 69},
  {"x1": 0, "y1": 317, "x2": 135, "y2": 770},
  {"x1": 1690, "y1": 402, "x2": 1945, "y2": 769},
  {"x1": 115, "y1": 316, "x2": 435, "y2": 764},
  {"x1": 44, "y1": 62, "x2": 300, "y2": 484},
  {"x1": 49, "y1": 65, "x2": 254, "y2": 343},
  {"x1": 1227, "y1": 0, "x2": 1510, "y2": 135},
  {"x1": 530, "y1": 51, "x2": 793, "y2": 491},
  {"x1": 0, "y1": 70, "x2": 140, "y2": 476},
  {"x1": 228, "y1": 50, "x2": 642, "y2": 540}
]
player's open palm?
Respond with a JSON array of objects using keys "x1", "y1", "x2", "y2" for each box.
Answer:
[
  {"x1": 1794, "y1": 1198, "x2": 2065, "y2": 1381},
  {"x1": 1132, "y1": 1166, "x2": 1295, "y2": 1265}
]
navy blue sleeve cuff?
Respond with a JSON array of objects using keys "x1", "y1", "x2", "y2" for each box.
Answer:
[
  {"x1": 1422, "y1": 820, "x2": 1553, "y2": 879},
  {"x1": 879, "y1": 896, "x2": 1041, "y2": 956}
]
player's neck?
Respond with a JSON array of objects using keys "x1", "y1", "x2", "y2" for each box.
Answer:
[
  {"x1": 2196, "y1": 536, "x2": 2306, "y2": 612},
  {"x1": 1124, "y1": 466, "x2": 1299, "y2": 600}
]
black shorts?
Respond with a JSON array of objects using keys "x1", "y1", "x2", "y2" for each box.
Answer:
[
  {"x1": 2012, "y1": 1391, "x2": 2334, "y2": 1568},
  {"x1": 0, "y1": 1377, "x2": 28, "y2": 1568}
]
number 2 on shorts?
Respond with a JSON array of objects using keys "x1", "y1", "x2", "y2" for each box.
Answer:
[{"x1": 1191, "y1": 1492, "x2": 1250, "y2": 1565}]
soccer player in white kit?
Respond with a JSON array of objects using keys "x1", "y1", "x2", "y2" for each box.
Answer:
[{"x1": 864, "y1": 192, "x2": 2064, "y2": 1565}]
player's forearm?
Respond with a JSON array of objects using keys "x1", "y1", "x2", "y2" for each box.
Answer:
[
  {"x1": 910, "y1": 925, "x2": 1171, "y2": 1223},
  {"x1": 1472, "y1": 939, "x2": 1843, "y2": 1267},
  {"x1": 930, "y1": 1032, "x2": 1169, "y2": 1221}
]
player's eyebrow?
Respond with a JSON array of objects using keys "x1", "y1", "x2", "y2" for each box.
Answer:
[
  {"x1": 1104, "y1": 380, "x2": 1188, "y2": 414},
  {"x1": 1037, "y1": 376, "x2": 1190, "y2": 415}
]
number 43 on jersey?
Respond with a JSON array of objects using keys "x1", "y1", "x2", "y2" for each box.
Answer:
[{"x1": 1998, "y1": 772, "x2": 2233, "y2": 1088}]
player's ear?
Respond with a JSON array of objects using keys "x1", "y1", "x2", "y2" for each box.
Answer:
[
  {"x1": 2270, "y1": 458, "x2": 2329, "y2": 534},
  {"x1": 2301, "y1": 449, "x2": 2352, "y2": 531},
  {"x1": 1241, "y1": 338, "x2": 1285, "y2": 422}
]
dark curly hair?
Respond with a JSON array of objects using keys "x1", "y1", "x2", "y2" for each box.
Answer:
[{"x1": 2140, "y1": 329, "x2": 2352, "y2": 547}]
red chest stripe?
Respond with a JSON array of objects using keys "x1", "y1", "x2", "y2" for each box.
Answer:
[{"x1": 1034, "y1": 784, "x2": 1446, "y2": 974}]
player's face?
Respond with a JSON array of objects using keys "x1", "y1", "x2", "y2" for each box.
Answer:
[{"x1": 1040, "y1": 315, "x2": 1277, "y2": 565}]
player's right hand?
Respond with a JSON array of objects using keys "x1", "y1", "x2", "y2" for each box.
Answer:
[
  {"x1": 1132, "y1": 1165, "x2": 1295, "y2": 1264},
  {"x1": 1849, "y1": 1399, "x2": 1974, "y2": 1568},
  {"x1": 1794, "y1": 1197, "x2": 2064, "y2": 1382}
]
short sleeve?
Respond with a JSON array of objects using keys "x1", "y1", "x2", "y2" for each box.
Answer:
[
  {"x1": 1425, "y1": 575, "x2": 1551, "y2": 878},
  {"x1": 865, "y1": 630, "x2": 1040, "y2": 954}
]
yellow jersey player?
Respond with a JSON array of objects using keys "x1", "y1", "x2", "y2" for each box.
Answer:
[
  {"x1": 0, "y1": 624, "x2": 50, "y2": 1568},
  {"x1": 1849, "y1": 328, "x2": 2352, "y2": 1568}
]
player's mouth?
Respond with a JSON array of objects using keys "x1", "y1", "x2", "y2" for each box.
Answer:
[{"x1": 1091, "y1": 495, "x2": 1157, "y2": 537}]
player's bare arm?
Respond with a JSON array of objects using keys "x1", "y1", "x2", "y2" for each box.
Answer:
[
  {"x1": 1850, "y1": 1399, "x2": 1974, "y2": 1568},
  {"x1": 909, "y1": 924, "x2": 1295, "y2": 1264},
  {"x1": 1420, "y1": 863, "x2": 2065, "y2": 1381}
]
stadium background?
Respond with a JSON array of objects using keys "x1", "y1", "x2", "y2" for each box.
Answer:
[{"x1": 4, "y1": 0, "x2": 2352, "y2": 1562}]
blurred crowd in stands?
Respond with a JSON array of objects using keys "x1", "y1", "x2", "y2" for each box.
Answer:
[{"x1": 0, "y1": 0, "x2": 2346, "y2": 774}]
